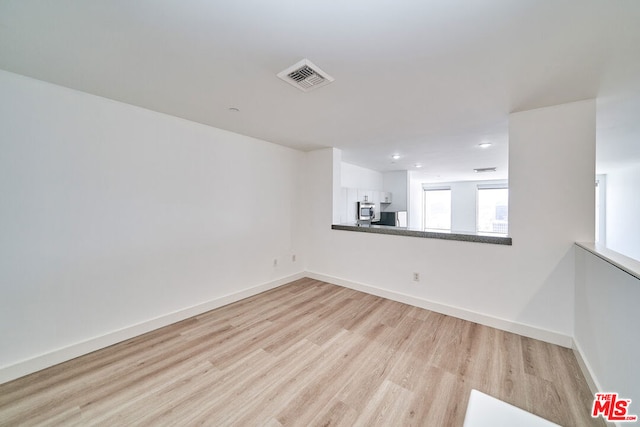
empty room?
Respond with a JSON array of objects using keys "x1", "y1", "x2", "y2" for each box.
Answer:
[{"x1": 1, "y1": 1, "x2": 639, "y2": 426}]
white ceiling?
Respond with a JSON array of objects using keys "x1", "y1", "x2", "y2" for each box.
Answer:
[{"x1": 1, "y1": 1, "x2": 639, "y2": 181}]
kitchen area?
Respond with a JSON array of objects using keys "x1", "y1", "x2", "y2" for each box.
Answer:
[
  {"x1": 342, "y1": 189, "x2": 407, "y2": 227},
  {"x1": 333, "y1": 161, "x2": 511, "y2": 246},
  {"x1": 335, "y1": 163, "x2": 409, "y2": 228}
]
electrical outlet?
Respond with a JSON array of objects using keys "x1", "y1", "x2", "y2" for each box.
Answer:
[
  {"x1": 413, "y1": 272, "x2": 420, "y2": 282},
  {"x1": 292, "y1": 254, "x2": 296, "y2": 262},
  {"x1": 273, "y1": 258, "x2": 278, "y2": 267}
]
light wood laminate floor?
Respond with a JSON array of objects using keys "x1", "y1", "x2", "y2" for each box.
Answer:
[{"x1": 0, "y1": 278, "x2": 603, "y2": 426}]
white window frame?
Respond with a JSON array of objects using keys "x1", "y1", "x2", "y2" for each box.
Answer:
[
  {"x1": 422, "y1": 185, "x2": 452, "y2": 231},
  {"x1": 476, "y1": 184, "x2": 509, "y2": 234},
  {"x1": 596, "y1": 175, "x2": 606, "y2": 244}
]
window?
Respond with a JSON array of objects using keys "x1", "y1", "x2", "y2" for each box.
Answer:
[
  {"x1": 424, "y1": 188, "x2": 451, "y2": 230},
  {"x1": 595, "y1": 180, "x2": 600, "y2": 242},
  {"x1": 595, "y1": 175, "x2": 606, "y2": 244},
  {"x1": 477, "y1": 186, "x2": 508, "y2": 234}
]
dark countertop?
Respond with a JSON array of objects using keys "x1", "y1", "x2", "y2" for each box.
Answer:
[{"x1": 332, "y1": 223, "x2": 512, "y2": 245}]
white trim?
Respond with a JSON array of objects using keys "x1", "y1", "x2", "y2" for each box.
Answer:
[
  {"x1": 576, "y1": 242, "x2": 640, "y2": 281},
  {"x1": 0, "y1": 272, "x2": 306, "y2": 385},
  {"x1": 306, "y1": 271, "x2": 573, "y2": 348},
  {"x1": 0, "y1": 270, "x2": 578, "y2": 385},
  {"x1": 572, "y1": 338, "x2": 602, "y2": 395},
  {"x1": 422, "y1": 185, "x2": 451, "y2": 191},
  {"x1": 476, "y1": 182, "x2": 509, "y2": 190},
  {"x1": 476, "y1": 185, "x2": 509, "y2": 234},
  {"x1": 572, "y1": 341, "x2": 620, "y2": 427},
  {"x1": 595, "y1": 175, "x2": 606, "y2": 246}
]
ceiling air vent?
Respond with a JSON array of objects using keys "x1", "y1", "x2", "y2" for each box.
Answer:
[
  {"x1": 474, "y1": 167, "x2": 497, "y2": 173},
  {"x1": 277, "y1": 59, "x2": 334, "y2": 92}
]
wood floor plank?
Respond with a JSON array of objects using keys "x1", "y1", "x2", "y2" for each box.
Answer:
[
  {"x1": 0, "y1": 320, "x2": 189, "y2": 408},
  {"x1": 336, "y1": 315, "x2": 425, "y2": 414},
  {"x1": 130, "y1": 348, "x2": 273, "y2": 425},
  {"x1": 487, "y1": 330, "x2": 529, "y2": 410},
  {"x1": 212, "y1": 333, "x2": 355, "y2": 426},
  {"x1": 307, "y1": 398, "x2": 358, "y2": 427},
  {"x1": 80, "y1": 360, "x2": 218, "y2": 426},
  {"x1": 272, "y1": 333, "x2": 378, "y2": 426},
  {"x1": 353, "y1": 379, "x2": 415, "y2": 427},
  {"x1": 274, "y1": 312, "x2": 423, "y2": 427},
  {"x1": 0, "y1": 279, "x2": 604, "y2": 427}
]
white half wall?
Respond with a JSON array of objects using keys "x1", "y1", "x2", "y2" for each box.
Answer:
[
  {"x1": 308, "y1": 100, "x2": 595, "y2": 345},
  {"x1": 605, "y1": 164, "x2": 640, "y2": 261},
  {"x1": 575, "y1": 245, "x2": 640, "y2": 406},
  {"x1": 0, "y1": 70, "x2": 305, "y2": 381}
]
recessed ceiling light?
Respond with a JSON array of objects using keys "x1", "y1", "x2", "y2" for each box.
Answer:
[
  {"x1": 474, "y1": 167, "x2": 497, "y2": 173},
  {"x1": 414, "y1": 164, "x2": 423, "y2": 168},
  {"x1": 478, "y1": 142, "x2": 492, "y2": 148},
  {"x1": 391, "y1": 154, "x2": 401, "y2": 160},
  {"x1": 228, "y1": 107, "x2": 240, "y2": 112}
]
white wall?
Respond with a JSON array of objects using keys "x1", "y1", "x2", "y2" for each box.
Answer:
[
  {"x1": 507, "y1": 99, "x2": 595, "y2": 336},
  {"x1": 308, "y1": 100, "x2": 595, "y2": 345},
  {"x1": 605, "y1": 164, "x2": 640, "y2": 261},
  {"x1": 340, "y1": 162, "x2": 383, "y2": 190},
  {"x1": 575, "y1": 246, "x2": 640, "y2": 406},
  {"x1": 449, "y1": 181, "x2": 478, "y2": 232},
  {"x1": 0, "y1": 70, "x2": 305, "y2": 380},
  {"x1": 382, "y1": 171, "x2": 408, "y2": 212},
  {"x1": 307, "y1": 148, "x2": 337, "y2": 265},
  {"x1": 0, "y1": 69, "x2": 602, "y2": 390},
  {"x1": 408, "y1": 171, "x2": 424, "y2": 229}
]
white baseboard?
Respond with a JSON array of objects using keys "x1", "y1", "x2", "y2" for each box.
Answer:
[
  {"x1": 0, "y1": 272, "x2": 306, "y2": 385},
  {"x1": 306, "y1": 271, "x2": 573, "y2": 348},
  {"x1": 572, "y1": 344, "x2": 618, "y2": 427},
  {"x1": 572, "y1": 338, "x2": 601, "y2": 395},
  {"x1": 0, "y1": 270, "x2": 576, "y2": 385}
]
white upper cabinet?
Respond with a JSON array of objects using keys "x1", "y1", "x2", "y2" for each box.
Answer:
[
  {"x1": 357, "y1": 189, "x2": 374, "y2": 203},
  {"x1": 339, "y1": 187, "x2": 392, "y2": 223}
]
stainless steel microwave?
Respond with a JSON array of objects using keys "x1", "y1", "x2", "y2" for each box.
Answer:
[{"x1": 357, "y1": 202, "x2": 375, "y2": 221}]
